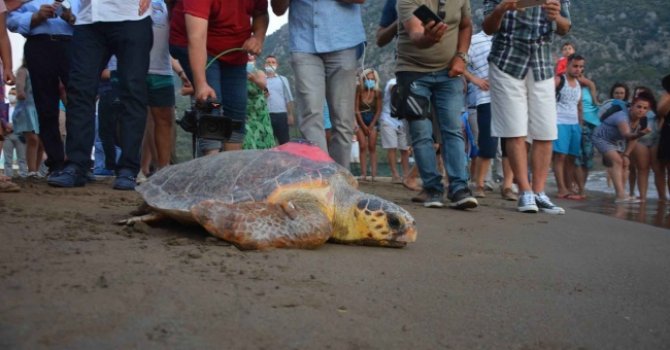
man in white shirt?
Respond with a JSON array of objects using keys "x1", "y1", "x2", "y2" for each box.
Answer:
[
  {"x1": 264, "y1": 55, "x2": 294, "y2": 145},
  {"x1": 48, "y1": 0, "x2": 153, "y2": 191}
]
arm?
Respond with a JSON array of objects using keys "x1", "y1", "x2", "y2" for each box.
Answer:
[
  {"x1": 578, "y1": 99, "x2": 583, "y2": 126},
  {"x1": 185, "y1": 14, "x2": 216, "y2": 102},
  {"x1": 0, "y1": 12, "x2": 14, "y2": 85},
  {"x1": 482, "y1": 0, "x2": 517, "y2": 35},
  {"x1": 171, "y1": 57, "x2": 193, "y2": 96},
  {"x1": 270, "y1": 0, "x2": 289, "y2": 16},
  {"x1": 447, "y1": 16, "x2": 472, "y2": 77},
  {"x1": 578, "y1": 76, "x2": 599, "y2": 105},
  {"x1": 657, "y1": 93, "x2": 670, "y2": 128},
  {"x1": 338, "y1": 0, "x2": 365, "y2": 3},
  {"x1": 354, "y1": 89, "x2": 367, "y2": 134},
  {"x1": 617, "y1": 120, "x2": 649, "y2": 141},
  {"x1": 376, "y1": 20, "x2": 398, "y2": 48},
  {"x1": 249, "y1": 70, "x2": 267, "y2": 91},
  {"x1": 15, "y1": 68, "x2": 26, "y2": 100},
  {"x1": 370, "y1": 91, "x2": 383, "y2": 127},
  {"x1": 463, "y1": 70, "x2": 489, "y2": 91},
  {"x1": 544, "y1": 0, "x2": 570, "y2": 36},
  {"x1": 242, "y1": 12, "x2": 269, "y2": 56},
  {"x1": 403, "y1": 16, "x2": 447, "y2": 49}
]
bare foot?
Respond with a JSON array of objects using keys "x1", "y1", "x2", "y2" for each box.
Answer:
[{"x1": 402, "y1": 178, "x2": 421, "y2": 191}]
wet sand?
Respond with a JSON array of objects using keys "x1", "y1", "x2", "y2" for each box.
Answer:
[{"x1": 1, "y1": 178, "x2": 669, "y2": 349}]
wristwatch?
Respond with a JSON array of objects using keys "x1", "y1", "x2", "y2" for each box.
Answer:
[{"x1": 455, "y1": 51, "x2": 469, "y2": 65}]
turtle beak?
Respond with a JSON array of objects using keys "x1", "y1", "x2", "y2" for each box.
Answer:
[{"x1": 392, "y1": 223, "x2": 417, "y2": 243}]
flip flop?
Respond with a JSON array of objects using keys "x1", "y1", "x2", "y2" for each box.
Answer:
[
  {"x1": 557, "y1": 193, "x2": 571, "y2": 199},
  {"x1": 402, "y1": 179, "x2": 421, "y2": 192}
]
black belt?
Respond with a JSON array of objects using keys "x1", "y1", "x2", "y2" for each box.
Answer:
[{"x1": 29, "y1": 34, "x2": 72, "y2": 42}]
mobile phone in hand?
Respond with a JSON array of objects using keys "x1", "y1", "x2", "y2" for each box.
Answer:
[
  {"x1": 516, "y1": 0, "x2": 548, "y2": 9},
  {"x1": 413, "y1": 5, "x2": 442, "y2": 25},
  {"x1": 639, "y1": 116, "x2": 648, "y2": 130}
]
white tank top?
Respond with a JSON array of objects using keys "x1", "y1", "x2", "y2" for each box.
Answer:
[{"x1": 556, "y1": 76, "x2": 581, "y2": 125}]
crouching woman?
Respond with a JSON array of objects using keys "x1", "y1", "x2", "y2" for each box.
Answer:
[{"x1": 592, "y1": 93, "x2": 654, "y2": 203}]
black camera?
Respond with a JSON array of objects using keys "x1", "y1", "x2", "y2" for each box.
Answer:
[{"x1": 177, "y1": 100, "x2": 243, "y2": 141}]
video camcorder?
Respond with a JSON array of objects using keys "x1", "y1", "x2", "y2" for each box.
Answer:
[{"x1": 177, "y1": 100, "x2": 242, "y2": 141}]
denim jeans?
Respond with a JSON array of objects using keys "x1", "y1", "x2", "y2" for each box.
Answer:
[
  {"x1": 66, "y1": 18, "x2": 152, "y2": 174},
  {"x1": 400, "y1": 69, "x2": 469, "y2": 195},
  {"x1": 197, "y1": 60, "x2": 247, "y2": 153},
  {"x1": 291, "y1": 48, "x2": 358, "y2": 168}
]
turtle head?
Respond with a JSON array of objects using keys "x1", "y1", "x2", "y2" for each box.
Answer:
[{"x1": 332, "y1": 194, "x2": 417, "y2": 248}]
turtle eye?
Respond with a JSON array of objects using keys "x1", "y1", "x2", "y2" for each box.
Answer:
[{"x1": 387, "y1": 214, "x2": 402, "y2": 229}]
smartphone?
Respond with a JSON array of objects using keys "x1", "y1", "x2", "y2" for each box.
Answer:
[
  {"x1": 639, "y1": 116, "x2": 648, "y2": 130},
  {"x1": 413, "y1": 5, "x2": 442, "y2": 25},
  {"x1": 516, "y1": 0, "x2": 548, "y2": 9}
]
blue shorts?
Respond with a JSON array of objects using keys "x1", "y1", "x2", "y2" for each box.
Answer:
[
  {"x1": 553, "y1": 124, "x2": 581, "y2": 157},
  {"x1": 146, "y1": 74, "x2": 175, "y2": 107},
  {"x1": 476, "y1": 103, "x2": 498, "y2": 159}
]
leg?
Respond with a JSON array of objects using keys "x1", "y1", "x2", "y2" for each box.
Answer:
[
  {"x1": 651, "y1": 145, "x2": 667, "y2": 201},
  {"x1": 632, "y1": 143, "x2": 651, "y2": 202},
  {"x1": 605, "y1": 150, "x2": 627, "y2": 200},
  {"x1": 369, "y1": 128, "x2": 378, "y2": 179},
  {"x1": 387, "y1": 148, "x2": 399, "y2": 181},
  {"x1": 65, "y1": 23, "x2": 110, "y2": 171},
  {"x1": 356, "y1": 127, "x2": 367, "y2": 179},
  {"x1": 530, "y1": 140, "x2": 553, "y2": 194},
  {"x1": 292, "y1": 53, "x2": 327, "y2": 153},
  {"x1": 140, "y1": 109, "x2": 155, "y2": 175},
  {"x1": 553, "y1": 152, "x2": 569, "y2": 196},
  {"x1": 24, "y1": 39, "x2": 69, "y2": 172},
  {"x1": 111, "y1": 18, "x2": 153, "y2": 174},
  {"x1": 151, "y1": 106, "x2": 175, "y2": 169},
  {"x1": 324, "y1": 48, "x2": 358, "y2": 168},
  {"x1": 24, "y1": 132, "x2": 40, "y2": 173},
  {"x1": 506, "y1": 137, "x2": 531, "y2": 192}
]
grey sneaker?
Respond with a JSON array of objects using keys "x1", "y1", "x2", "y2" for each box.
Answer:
[
  {"x1": 517, "y1": 191, "x2": 539, "y2": 213},
  {"x1": 535, "y1": 192, "x2": 565, "y2": 215},
  {"x1": 448, "y1": 188, "x2": 478, "y2": 209},
  {"x1": 424, "y1": 192, "x2": 445, "y2": 208}
]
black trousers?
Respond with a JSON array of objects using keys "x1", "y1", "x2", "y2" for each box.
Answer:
[
  {"x1": 66, "y1": 17, "x2": 153, "y2": 174},
  {"x1": 25, "y1": 35, "x2": 71, "y2": 172}
]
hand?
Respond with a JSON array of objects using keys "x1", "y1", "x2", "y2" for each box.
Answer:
[
  {"x1": 242, "y1": 37, "x2": 263, "y2": 56},
  {"x1": 194, "y1": 83, "x2": 217, "y2": 103},
  {"x1": 179, "y1": 75, "x2": 193, "y2": 96},
  {"x1": 543, "y1": 0, "x2": 561, "y2": 21},
  {"x1": 287, "y1": 113, "x2": 295, "y2": 126},
  {"x1": 35, "y1": 4, "x2": 56, "y2": 22},
  {"x1": 423, "y1": 20, "x2": 447, "y2": 44},
  {"x1": 497, "y1": 0, "x2": 518, "y2": 12},
  {"x1": 16, "y1": 91, "x2": 26, "y2": 100},
  {"x1": 4, "y1": 70, "x2": 15, "y2": 86},
  {"x1": 139, "y1": 0, "x2": 151, "y2": 15},
  {"x1": 474, "y1": 77, "x2": 490, "y2": 91},
  {"x1": 362, "y1": 125, "x2": 370, "y2": 136},
  {"x1": 60, "y1": 7, "x2": 76, "y2": 25},
  {"x1": 448, "y1": 54, "x2": 466, "y2": 77},
  {"x1": 622, "y1": 155, "x2": 630, "y2": 169}
]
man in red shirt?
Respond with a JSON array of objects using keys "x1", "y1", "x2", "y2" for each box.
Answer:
[{"x1": 170, "y1": 0, "x2": 269, "y2": 155}]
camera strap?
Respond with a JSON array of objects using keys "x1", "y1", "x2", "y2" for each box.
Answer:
[{"x1": 437, "y1": 0, "x2": 446, "y2": 20}]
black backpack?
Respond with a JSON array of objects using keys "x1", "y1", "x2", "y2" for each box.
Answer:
[{"x1": 555, "y1": 74, "x2": 566, "y2": 102}]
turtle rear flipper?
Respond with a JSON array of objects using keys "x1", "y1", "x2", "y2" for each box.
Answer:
[{"x1": 191, "y1": 199, "x2": 332, "y2": 250}]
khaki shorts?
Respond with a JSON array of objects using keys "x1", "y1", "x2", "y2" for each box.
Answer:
[
  {"x1": 490, "y1": 64, "x2": 557, "y2": 141},
  {"x1": 380, "y1": 118, "x2": 410, "y2": 150}
]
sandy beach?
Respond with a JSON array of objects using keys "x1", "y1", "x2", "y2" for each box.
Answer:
[{"x1": 1, "y1": 178, "x2": 669, "y2": 349}]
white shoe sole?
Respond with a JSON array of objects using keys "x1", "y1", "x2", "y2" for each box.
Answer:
[{"x1": 518, "y1": 204, "x2": 539, "y2": 213}]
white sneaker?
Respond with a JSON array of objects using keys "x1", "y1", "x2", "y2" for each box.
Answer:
[
  {"x1": 517, "y1": 191, "x2": 538, "y2": 213},
  {"x1": 535, "y1": 192, "x2": 565, "y2": 215}
]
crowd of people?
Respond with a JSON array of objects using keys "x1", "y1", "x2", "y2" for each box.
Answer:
[{"x1": 0, "y1": 0, "x2": 669, "y2": 215}]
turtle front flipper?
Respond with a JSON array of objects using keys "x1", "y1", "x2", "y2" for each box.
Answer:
[{"x1": 191, "y1": 199, "x2": 332, "y2": 250}]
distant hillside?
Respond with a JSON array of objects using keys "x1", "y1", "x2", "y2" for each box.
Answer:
[{"x1": 262, "y1": 1, "x2": 670, "y2": 99}]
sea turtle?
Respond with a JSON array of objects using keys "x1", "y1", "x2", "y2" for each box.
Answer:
[{"x1": 124, "y1": 142, "x2": 417, "y2": 250}]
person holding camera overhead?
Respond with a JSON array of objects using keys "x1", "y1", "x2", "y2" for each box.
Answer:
[
  {"x1": 7, "y1": 0, "x2": 76, "y2": 178},
  {"x1": 184, "y1": 0, "x2": 269, "y2": 155},
  {"x1": 46, "y1": 0, "x2": 153, "y2": 190}
]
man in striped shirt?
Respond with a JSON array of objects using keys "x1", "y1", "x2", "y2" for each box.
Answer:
[
  {"x1": 463, "y1": 30, "x2": 517, "y2": 202},
  {"x1": 483, "y1": 0, "x2": 571, "y2": 215}
]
